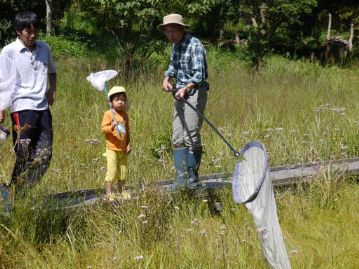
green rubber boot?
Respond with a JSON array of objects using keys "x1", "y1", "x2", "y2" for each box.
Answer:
[
  {"x1": 187, "y1": 148, "x2": 202, "y2": 189},
  {"x1": 173, "y1": 148, "x2": 189, "y2": 190}
]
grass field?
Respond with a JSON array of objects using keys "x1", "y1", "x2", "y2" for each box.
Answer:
[{"x1": 0, "y1": 52, "x2": 359, "y2": 268}]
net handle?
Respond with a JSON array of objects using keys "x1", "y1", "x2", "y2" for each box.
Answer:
[{"x1": 173, "y1": 92, "x2": 240, "y2": 158}]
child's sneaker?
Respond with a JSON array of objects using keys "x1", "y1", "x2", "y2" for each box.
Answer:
[{"x1": 104, "y1": 193, "x2": 117, "y2": 203}]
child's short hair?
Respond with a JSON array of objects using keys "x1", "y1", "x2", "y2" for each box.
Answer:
[
  {"x1": 108, "y1": 86, "x2": 131, "y2": 111},
  {"x1": 108, "y1": 86, "x2": 127, "y2": 102},
  {"x1": 15, "y1": 11, "x2": 38, "y2": 32},
  {"x1": 110, "y1": 92, "x2": 126, "y2": 102}
]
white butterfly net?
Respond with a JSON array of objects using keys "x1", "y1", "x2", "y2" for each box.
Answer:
[
  {"x1": 233, "y1": 142, "x2": 268, "y2": 204},
  {"x1": 233, "y1": 141, "x2": 291, "y2": 269},
  {"x1": 86, "y1": 70, "x2": 118, "y2": 91},
  {"x1": 0, "y1": 56, "x2": 17, "y2": 110}
]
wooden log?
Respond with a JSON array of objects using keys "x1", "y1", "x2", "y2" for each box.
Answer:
[
  {"x1": 270, "y1": 157, "x2": 359, "y2": 186},
  {"x1": 44, "y1": 157, "x2": 359, "y2": 209},
  {"x1": 155, "y1": 157, "x2": 359, "y2": 190}
]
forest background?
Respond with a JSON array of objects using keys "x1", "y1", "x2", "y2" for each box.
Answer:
[{"x1": 1, "y1": 0, "x2": 359, "y2": 71}]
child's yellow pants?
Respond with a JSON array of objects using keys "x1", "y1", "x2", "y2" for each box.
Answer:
[{"x1": 105, "y1": 149, "x2": 127, "y2": 183}]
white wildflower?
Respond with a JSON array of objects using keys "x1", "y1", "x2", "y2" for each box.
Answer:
[
  {"x1": 191, "y1": 218, "x2": 198, "y2": 226},
  {"x1": 134, "y1": 255, "x2": 144, "y2": 261}
]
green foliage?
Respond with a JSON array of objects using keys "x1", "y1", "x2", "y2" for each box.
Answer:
[
  {"x1": 40, "y1": 31, "x2": 120, "y2": 61},
  {"x1": 148, "y1": 130, "x2": 172, "y2": 160},
  {"x1": 41, "y1": 35, "x2": 90, "y2": 58},
  {"x1": 188, "y1": 0, "x2": 239, "y2": 42},
  {"x1": 0, "y1": 0, "x2": 72, "y2": 38},
  {"x1": 0, "y1": 19, "x2": 13, "y2": 47},
  {"x1": 318, "y1": 0, "x2": 359, "y2": 29},
  {"x1": 239, "y1": 0, "x2": 319, "y2": 70},
  {"x1": 76, "y1": 0, "x2": 165, "y2": 76},
  {"x1": 60, "y1": 5, "x2": 98, "y2": 35}
]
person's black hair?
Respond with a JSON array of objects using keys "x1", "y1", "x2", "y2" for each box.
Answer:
[
  {"x1": 110, "y1": 92, "x2": 127, "y2": 102},
  {"x1": 14, "y1": 11, "x2": 38, "y2": 32}
]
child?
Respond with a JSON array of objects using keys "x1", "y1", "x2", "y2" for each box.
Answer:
[{"x1": 101, "y1": 86, "x2": 131, "y2": 201}]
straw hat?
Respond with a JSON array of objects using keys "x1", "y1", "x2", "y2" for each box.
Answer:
[
  {"x1": 108, "y1": 86, "x2": 126, "y2": 98},
  {"x1": 157, "y1": 14, "x2": 188, "y2": 31},
  {"x1": 108, "y1": 86, "x2": 131, "y2": 111}
]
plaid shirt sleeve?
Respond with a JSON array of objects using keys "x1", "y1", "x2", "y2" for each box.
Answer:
[
  {"x1": 189, "y1": 44, "x2": 207, "y2": 84},
  {"x1": 164, "y1": 48, "x2": 177, "y2": 78}
]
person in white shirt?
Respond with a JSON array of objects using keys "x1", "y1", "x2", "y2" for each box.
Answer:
[{"x1": 0, "y1": 11, "x2": 57, "y2": 195}]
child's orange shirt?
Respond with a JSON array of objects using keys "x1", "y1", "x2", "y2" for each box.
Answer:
[{"x1": 101, "y1": 109, "x2": 130, "y2": 152}]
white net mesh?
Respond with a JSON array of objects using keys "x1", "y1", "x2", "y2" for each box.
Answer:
[
  {"x1": 232, "y1": 141, "x2": 268, "y2": 204},
  {"x1": 86, "y1": 70, "x2": 118, "y2": 91},
  {"x1": 0, "y1": 56, "x2": 17, "y2": 110},
  {"x1": 233, "y1": 141, "x2": 291, "y2": 269}
]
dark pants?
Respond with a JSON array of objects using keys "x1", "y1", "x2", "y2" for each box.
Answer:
[{"x1": 10, "y1": 109, "x2": 53, "y2": 190}]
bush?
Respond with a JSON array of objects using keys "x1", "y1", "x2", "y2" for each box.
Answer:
[
  {"x1": 0, "y1": 19, "x2": 13, "y2": 47},
  {"x1": 41, "y1": 35, "x2": 89, "y2": 58}
]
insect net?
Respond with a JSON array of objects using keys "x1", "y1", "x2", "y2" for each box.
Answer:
[
  {"x1": 86, "y1": 70, "x2": 118, "y2": 91},
  {"x1": 233, "y1": 141, "x2": 291, "y2": 269}
]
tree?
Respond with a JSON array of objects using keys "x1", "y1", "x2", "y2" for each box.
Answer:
[
  {"x1": 77, "y1": 0, "x2": 165, "y2": 77},
  {"x1": 238, "y1": 0, "x2": 318, "y2": 70},
  {"x1": 45, "y1": 0, "x2": 53, "y2": 35},
  {"x1": 187, "y1": 0, "x2": 240, "y2": 43},
  {"x1": 0, "y1": 0, "x2": 45, "y2": 46}
]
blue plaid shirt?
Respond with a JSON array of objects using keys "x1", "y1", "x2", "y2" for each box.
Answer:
[{"x1": 165, "y1": 33, "x2": 208, "y2": 89}]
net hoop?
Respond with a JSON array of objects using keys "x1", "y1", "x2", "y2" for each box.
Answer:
[
  {"x1": 86, "y1": 70, "x2": 118, "y2": 91},
  {"x1": 232, "y1": 141, "x2": 269, "y2": 204}
]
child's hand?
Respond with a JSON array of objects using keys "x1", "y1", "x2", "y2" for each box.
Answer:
[
  {"x1": 111, "y1": 120, "x2": 117, "y2": 130},
  {"x1": 126, "y1": 143, "x2": 132, "y2": 154}
]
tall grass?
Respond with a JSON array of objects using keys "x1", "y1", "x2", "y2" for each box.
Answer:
[{"x1": 0, "y1": 52, "x2": 358, "y2": 268}]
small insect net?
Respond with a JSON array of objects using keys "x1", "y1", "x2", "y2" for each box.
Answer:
[
  {"x1": 232, "y1": 141, "x2": 268, "y2": 204},
  {"x1": 86, "y1": 70, "x2": 118, "y2": 91},
  {"x1": 0, "y1": 56, "x2": 17, "y2": 110}
]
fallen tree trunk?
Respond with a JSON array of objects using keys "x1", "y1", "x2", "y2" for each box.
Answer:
[{"x1": 44, "y1": 157, "x2": 359, "y2": 209}]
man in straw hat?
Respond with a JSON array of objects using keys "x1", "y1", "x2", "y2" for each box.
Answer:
[{"x1": 158, "y1": 14, "x2": 209, "y2": 190}]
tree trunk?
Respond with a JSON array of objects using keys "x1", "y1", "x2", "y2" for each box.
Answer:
[
  {"x1": 219, "y1": 28, "x2": 224, "y2": 41},
  {"x1": 235, "y1": 33, "x2": 240, "y2": 45},
  {"x1": 326, "y1": 13, "x2": 332, "y2": 40},
  {"x1": 46, "y1": 0, "x2": 53, "y2": 36},
  {"x1": 251, "y1": 17, "x2": 258, "y2": 28},
  {"x1": 348, "y1": 23, "x2": 354, "y2": 51}
]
